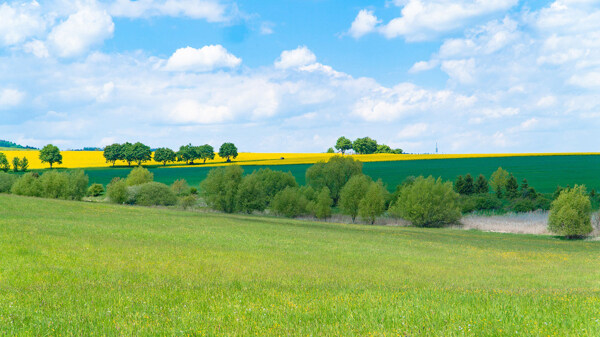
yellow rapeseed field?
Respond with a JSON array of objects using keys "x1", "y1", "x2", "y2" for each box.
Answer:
[{"x1": 1, "y1": 150, "x2": 599, "y2": 169}]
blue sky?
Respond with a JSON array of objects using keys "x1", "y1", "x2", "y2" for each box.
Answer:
[{"x1": 1, "y1": 0, "x2": 600, "y2": 153}]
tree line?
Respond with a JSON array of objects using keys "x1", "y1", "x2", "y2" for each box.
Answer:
[
  {"x1": 328, "y1": 136, "x2": 403, "y2": 155},
  {"x1": 103, "y1": 142, "x2": 238, "y2": 167}
]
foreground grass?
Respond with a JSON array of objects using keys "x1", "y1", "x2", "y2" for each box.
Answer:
[{"x1": 0, "y1": 195, "x2": 599, "y2": 335}]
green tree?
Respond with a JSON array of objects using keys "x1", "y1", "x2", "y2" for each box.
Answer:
[
  {"x1": 490, "y1": 167, "x2": 509, "y2": 198},
  {"x1": 505, "y1": 174, "x2": 519, "y2": 199},
  {"x1": 200, "y1": 165, "x2": 243, "y2": 213},
  {"x1": 335, "y1": 136, "x2": 353, "y2": 154},
  {"x1": 87, "y1": 183, "x2": 105, "y2": 197},
  {"x1": 306, "y1": 156, "x2": 363, "y2": 204},
  {"x1": 177, "y1": 144, "x2": 198, "y2": 164},
  {"x1": 0, "y1": 153, "x2": 9, "y2": 172},
  {"x1": 126, "y1": 166, "x2": 154, "y2": 186},
  {"x1": 271, "y1": 187, "x2": 308, "y2": 218},
  {"x1": 107, "y1": 177, "x2": 128, "y2": 204},
  {"x1": 131, "y1": 142, "x2": 152, "y2": 165},
  {"x1": 326, "y1": 147, "x2": 335, "y2": 153},
  {"x1": 358, "y1": 182, "x2": 387, "y2": 224},
  {"x1": 236, "y1": 173, "x2": 268, "y2": 213},
  {"x1": 198, "y1": 144, "x2": 215, "y2": 164},
  {"x1": 474, "y1": 174, "x2": 489, "y2": 194},
  {"x1": 313, "y1": 187, "x2": 333, "y2": 219},
  {"x1": 103, "y1": 143, "x2": 123, "y2": 166},
  {"x1": 339, "y1": 174, "x2": 371, "y2": 222},
  {"x1": 39, "y1": 144, "x2": 62, "y2": 169},
  {"x1": 548, "y1": 185, "x2": 592, "y2": 238},
  {"x1": 390, "y1": 176, "x2": 461, "y2": 227},
  {"x1": 19, "y1": 157, "x2": 28, "y2": 172},
  {"x1": 454, "y1": 175, "x2": 465, "y2": 194},
  {"x1": 153, "y1": 147, "x2": 176, "y2": 166},
  {"x1": 375, "y1": 144, "x2": 400, "y2": 154},
  {"x1": 12, "y1": 157, "x2": 20, "y2": 172},
  {"x1": 121, "y1": 142, "x2": 135, "y2": 166},
  {"x1": 352, "y1": 137, "x2": 378, "y2": 154},
  {"x1": 218, "y1": 142, "x2": 238, "y2": 162},
  {"x1": 463, "y1": 174, "x2": 475, "y2": 195}
]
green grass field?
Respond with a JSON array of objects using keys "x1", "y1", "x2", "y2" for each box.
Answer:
[
  {"x1": 0, "y1": 194, "x2": 599, "y2": 335},
  {"x1": 78, "y1": 155, "x2": 600, "y2": 193}
]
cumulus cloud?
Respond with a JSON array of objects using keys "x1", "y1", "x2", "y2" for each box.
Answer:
[
  {"x1": 109, "y1": 0, "x2": 229, "y2": 22},
  {"x1": 361, "y1": 0, "x2": 518, "y2": 41},
  {"x1": 0, "y1": 88, "x2": 25, "y2": 108},
  {"x1": 46, "y1": 6, "x2": 114, "y2": 58},
  {"x1": 164, "y1": 45, "x2": 242, "y2": 72},
  {"x1": 274, "y1": 46, "x2": 316, "y2": 69},
  {"x1": 0, "y1": 1, "x2": 46, "y2": 46},
  {"x1": 348, "y1": 9, "x2": 380, "y2": 38}
]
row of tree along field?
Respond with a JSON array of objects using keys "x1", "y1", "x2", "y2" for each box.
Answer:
[
  {"x1": 329, "y1": 136, "x2": 403, "y2": 154},
  {"x1": 1, "y1": 156, "x2": 594, "y2": 239}
]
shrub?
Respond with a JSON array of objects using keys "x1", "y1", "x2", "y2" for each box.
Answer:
[
  {"x1": 180, "y1": 195, "x2": 197, "y2": 210},
  {"x1": 306, "y1": 156, "x2": 362, "y2": 204},
  {"x1": 171, "y1": 179, "x2": 190, "y2": 196},
  {"x1": 132, "y1": 182, "x2": 177, "y2": 206},
  {"x1": 460, "y1": 194, "x2": 503, "y2": 213},
  {"x1": 339, "y1": 174, "x2": 372, "y2": 222},
  {"x1": 39, "y1": 171, "x2": 70, "y2": 199},
  {"x1": 358, "y1": 182, "x2": 387, "y2": 224},
  {"x1": 87, "y1": 183, "x2": 105, "y2": 197},
  {"x1": 271, "y1": 187, "x2": 308, "y2": 218},
  {"x1": 390, "y1": 176, "x2": 461, "y2": 227},
  {"x1": 126, "y1": 166, "x2": 154, "y2": 186},
  {"x1": 548, "y1": 185, "x2": 592, "y2": 238},
  {"x1": 236, "y1": 174, "x2": 267, "y2": 213},
  {"x1": 190, "y1": 187, "x2": 198, "y2": 195},
  {"x1": 200, "y1": 165, "x2": 243, "y2": 213},
  {"x1": 11, "y1": 172, "x2": 42, "y2": 197},
  {"x1": 511, "y1": 198, "x2": 536, "y2": 213},
  {"x1": 107, "y1": 177, "x2": 128, "y2": 204},
  {"x1": 67, "y1": 170, "x2": 89, "y2": 201},
  {"x1": 0, "y1": 172, "x2": 17, "y2": 193},
  {"x1": 313, "y1": 187, "x2": 332, "y2": 219}
]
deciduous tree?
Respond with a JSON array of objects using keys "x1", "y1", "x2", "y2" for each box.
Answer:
[{"x1": 39, "y1": 144, "x2": 62, "y2": 169}]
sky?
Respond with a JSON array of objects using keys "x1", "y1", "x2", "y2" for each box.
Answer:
[{"x1": 1, "y1": 0, "x2": 600, "y2": 153}]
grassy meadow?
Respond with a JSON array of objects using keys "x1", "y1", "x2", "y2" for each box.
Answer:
[
  {"x1": 0, "y1": 194, "x2": 599, "y2": 335},
  {"x1": 74, "y1": 155, "x2": 600, "y2": 194}
]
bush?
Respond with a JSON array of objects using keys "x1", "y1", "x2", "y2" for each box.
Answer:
[
  {"x1": 0, "y1": 153, "x2": 10, "y2": 172},
  {"x1": 11, "y1": 172, "x2": 41, "y2": 197},
  {"x1": 390, "y1": 176, "x2": 461, "y2": 227},
  {"x1": 339, "y1": 174, "x2": 372, "y2": 222},
  {"x1": 358, "y1": 182, "x2": 387, "y2": 224},
  {"x1": 67, "y1": 170, "x2": 89, "y2": 201},
  {"x1": 132, "y1": 182, "x2": 177, "y2": 206},
  {"x1": 548, "y1": 185, "x2": 592, "y2": 238},
  {"x1": 39, "y1": 170, "x2": 70, "y2": 199},
  {"x1": 271, "y1": 187, "x2": 308, "y2": 218},
  {"x1": 236, "y1": 173, "x2": 267, "y2": 213},
  {"x1": 87, "y1": 183, "x2": 105, "y2": 197},
  {"x1": 510, "y1": 198, "x2": 536, "y2": 213},
  {"x1": 460, "y1": 194, "x2": 502, "y2": 213},
  {"x1": 313, "y1": 187, "x2": 332, "y2": 219},
  {"x1": 179, "y1": 195, "x2": 197, "y2": 210},
  {"x1": 126, "y1": 166, "x2": 153, "y2": 186},
  {"x1": 171, "y1": 179, "x2": 190, "y2": 196},
  {"x1": 306, "y1": 156, "x2": 362, "y2": 204},
  {"x1": 107, "y1": 177, "x2": 128, "y2": 204},
  {"x1": 0, "y1": 172, "x2": 17, "y2": 193},
  {"x1": 200, "y1": 165, "x2": 243, "y2": 213}
]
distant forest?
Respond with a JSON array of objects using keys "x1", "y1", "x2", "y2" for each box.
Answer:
[{"x1": 0, "y1": 140, "x2": 37, "y2": 150}]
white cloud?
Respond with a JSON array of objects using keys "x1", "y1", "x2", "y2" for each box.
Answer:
[
  {"x1": 0, "y1": 88, "x2": 25, "y2": 108},
  {"x1": 23, "y1": 39, "x2": 49, "y2": 58},
  {"x1": 536, "y1": 95, "x2": 557, "y2": 108},
  {"x1": 348, "y1": 9, "x2": 380, "y2": 38},
  {"x1": 169, "y1": 99, "x2": 233, "y2": 124},
  {"x1": 409, "y1": 60, "x2": 438, "y2": 73},
  {"x1": 164, "y1": 45, "x2": 242, "y2": 72},
  {"x1": 109, "y1": 0, "x2": 228, "y2": 22},
  {"x1": 274, "y1": 46, "x2": 316, "y2": 69},
  {"x1": 441, "y1": 59, "x2": 476, "y2": 84},
  {"x1": 0, "y1": 1, "x2": 46, "y2": 46},
  {"x1": 397, "y1": 123, "x2": 428, "y2": 139},
  {"x1": 47, "y1": 6, "x2": 114, "y2": 58},
  {"x1": 377, "y1": 0, "x2": 518, "y2": 41}
]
